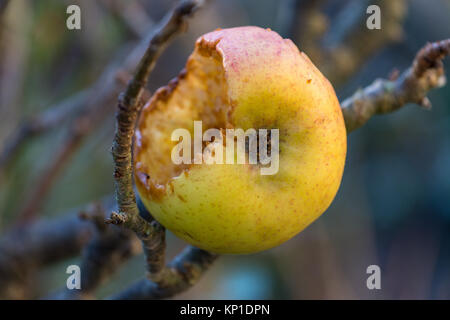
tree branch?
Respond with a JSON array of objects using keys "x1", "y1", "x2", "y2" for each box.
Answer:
[
  {"x1": 342, "y1": 39, "x2": 450, "y2": 132},
  {"x1": 292, "y1": 0, "x2": 407, "y2": 86},
  {"x1": 109, "y1": 246, "x2": 218, "y2": 300},
  {"x1": 50, "y1": 203, "x2": 141, "y2": 300},
  {"x1": 109, "y1": 0, "x2": 214, "y2": 295},
  {"x1": 0, "y1": 208, "x2": 94, "y2": 298}
]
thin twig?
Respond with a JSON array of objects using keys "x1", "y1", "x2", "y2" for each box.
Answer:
[
  {"x1": 110, "y1": 0, "x2": 209, "y2": 287},
  {"x1": 342, "y1": 39, "x2": 450, "y2": 132}
]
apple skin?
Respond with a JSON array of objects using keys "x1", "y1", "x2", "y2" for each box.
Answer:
[{"x1": 134, "y1": 26, "x2": 347, "y2": 254}]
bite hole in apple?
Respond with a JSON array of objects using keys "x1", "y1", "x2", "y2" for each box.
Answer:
[{"x1": 134, "y1": 42, "x2": 231, "y2": 200}]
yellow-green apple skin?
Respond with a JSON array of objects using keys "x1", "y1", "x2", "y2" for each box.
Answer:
[{"x1": 134, "y1": 26, "x2": 347, "y2": 254}]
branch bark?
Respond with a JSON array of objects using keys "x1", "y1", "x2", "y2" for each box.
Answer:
[
  {"x1": 15, "y1": 61, "x2": 122, "y2": 223},
  {"x1": 109, "y1": 246, "x2": 218, "y2": 300},
  {"x1": 342, "y1": 39, "x2": 450, "y2": 132},
  {"x1": 109, "y1": 0, "x2": 215, "y2": 297}
]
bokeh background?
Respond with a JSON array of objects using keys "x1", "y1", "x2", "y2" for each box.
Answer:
[{"x1": 0, "y1": 0, "x2": 449, "y2": 299}]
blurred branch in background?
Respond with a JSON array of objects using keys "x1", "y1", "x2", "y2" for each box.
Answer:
[
  {"x1": 14, "y1": 60, "x2": 123, "y2": 223},
  {"x1": 98, "y1": 0, "x2": 155, "y2": 38},
  {"x1": 110, "y1": 247, "x2": 217, "y2": 299},
  {"x1": 291, "y1": 0, "x2": 406, "y2": 86},
  {"x1": 343, "y1": 39, "x2": 450, "y2": 132},
  {"x1": 0, "y1": 90, "x2": 88, "y2": 173},
  {"x1": 3, "y1": 8, "x2": 158, "y2": 223}
]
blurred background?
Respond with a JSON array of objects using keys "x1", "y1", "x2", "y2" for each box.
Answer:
[{"x1": 0, "y1": 0, "x2": 449, "y2": 299}]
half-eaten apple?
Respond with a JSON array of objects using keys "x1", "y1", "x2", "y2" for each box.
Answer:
[{"x1": 134, "y1": 26, "x2": 347, "y2": 254}]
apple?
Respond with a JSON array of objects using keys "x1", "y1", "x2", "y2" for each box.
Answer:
[{"x1": 134, "y1": 26, "x2": 347, "y2": 254}]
